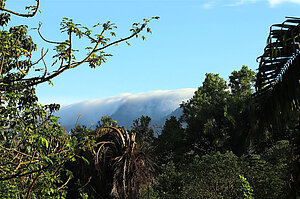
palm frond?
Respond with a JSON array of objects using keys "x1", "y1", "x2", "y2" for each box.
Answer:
[
  {"x1": 255, "y1": 17, "x2": 300, "y2": 126},
  {"x1": 70, "y1": 126, "x2": 154, "y2": 198}
]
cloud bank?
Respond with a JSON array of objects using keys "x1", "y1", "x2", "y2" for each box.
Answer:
[{"x1": 56, "y1": 88, "x2": 196, "y2": 128}]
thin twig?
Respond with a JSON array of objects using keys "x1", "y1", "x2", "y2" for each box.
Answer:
[
  {"x1": 15, "y1": 59, "x2": 28, "y2": 75},
  {"x1": 41, "y1": 48, "x2": 47, "y2": 78},
  {"x1": 0, "y1": 55, "x2": 4, "y2": 76},
  {"x1": 38, "y1": 23, "x2": 65, "y2": 45},
  {"x1": 94, "y1": 24, "x2": 146, "y2": 54},
  {"x1": 57, "y1": 176, "x2": 71, "y2": 191},
  {"x1": 26, "y1": 170, "x2": 42, "y2": 199},
  {"x1": 68, "y1": 29, "x2": 72, "y2": 67}
]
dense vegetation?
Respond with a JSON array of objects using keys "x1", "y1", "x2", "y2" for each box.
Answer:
[
  {"x1": 136, "y1": 66, "x2": 297, "y2": 198},
  {"x1": 1, "y1": 0, "x2": 300, "y2": 198}
]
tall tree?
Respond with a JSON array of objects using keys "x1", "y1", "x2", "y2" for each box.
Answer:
[
  {"x1": 227, "y1": 65, "x2": 256, "y2": 155},
  {"x1": 131, "y1": 115, "x2": 155, "y2": 153},
  {"x1": 154, "y1": 116, "x2": 185, "y2": 164},
  {"x1": 180, "y1": 67, "x2": 256, "y2": 156},
  {"x1": 229, "y1": 65, "x2": 256, "y2": 97},
  {"x1": 180, "y1": 73, "x2": 230, "y2": 155}
]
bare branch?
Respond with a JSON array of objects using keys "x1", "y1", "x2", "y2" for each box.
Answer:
[
  {"x1": 0, "y1": 55, "x2": 4, "y2": 76},
  {"x1": 0, "y1": 0, "x2": 40, "y2": 18},
  {"x1": 67, "y1": 25, "x2": 106, "y2": 69},
  {"x1": 57, "y1": 176, "x2": 71, "y2": 191},
  {"x1": 26, "y1": 170, "x2": 42, "y2": 199},
  {"x1": 68, "y1": 29, "x2": 72, "y2": 67},
  {"x1": 41, "y1": 48, "x2": 48, "y2": 78},
  {"x1": 0, "y1": 165, "x2": 47, "y2": 181},
  {"x1": 38, "y1": 23, "x2": 65, "y2": 45},
  {"x1": 31, "y1": 48, "x2": 49, "y2": 67},
  {"x1": 15, "y1": 60, "x2": 28, "y2": 76}
]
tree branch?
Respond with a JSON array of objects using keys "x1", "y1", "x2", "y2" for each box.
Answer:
[
  {"x1": 38, "y1": 23, "x2": 66, "y2": 45},
  {"x1": 1, "y1": 21, "x2": 149, "y2": 91},
  {"x1": 26, "y1": 170, "x2": 42, "y2": 199},
  {"x1": 94, "y1": 23, "x2": 146, "y2": 53},
  {"x1": 0, "y1": 0, "x2": 40, "y2": 18}
]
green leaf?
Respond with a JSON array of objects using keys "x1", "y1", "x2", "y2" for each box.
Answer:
[{"x1": 81, "y1": 156, "x2": 90, "y2": 165}]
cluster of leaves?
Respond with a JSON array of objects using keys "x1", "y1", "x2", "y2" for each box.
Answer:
[
  {"x1": 0, "y1": 85, "x2": 77, "y2": 198},
  {"x1": 131, "y1": 115, "x2": 156, "y2": 153}
]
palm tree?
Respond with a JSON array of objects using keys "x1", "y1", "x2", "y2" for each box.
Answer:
[
  {"x1": 67, "y1": 126, "x2": 154, "y2": 199},
  {"x1": 255, "y1": 17, "x2": 300, "y2": 199},
  {"x1": 255, "y1": 17, "x2": 300, "y2": 126}
]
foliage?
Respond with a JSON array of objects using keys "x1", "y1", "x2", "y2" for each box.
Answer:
[
  {"x1": 154, "y1": 116, "x2": 185, "y2": 164},
  {"x1": 1, "y1": 2, "x2": 297, "y2": 198},
  {"x1": 180, "y1": 66, "x2": 256, "y2": 156},
  {"x1": 151, "y1": 161, "x2": 184, "y2": 199},
  {"x1": 0, "y1": 99, "x2": 75, "y2": 198},
  {"x1": 254, "y1": 17, "x2": 300, "y2": 197},
  {"x1": 227, "y1": 66, "x2": 256, "y2": 155},
  {"x1": 131, "y1": 115, "x2": 155, "y2": 153},
  {"x1": 229, "y1": 65, "x2": 256, "y2": 97},
  {"x1": 147, "y1": 151, "x2": 289, "y2": 199},
  {"x1": 67, "y1": 125, "x2": 155, "y2": 199},
  {"x1": 146, "y1": 65, "x2": 292, "y2": 199},
  {"x1": 96, "y1": 115, "x2": 118, "y2": 128},
  {"x1": 242, "y1": 154, "x2": 289, "y2": 199},
  {"x1": 180, "y1": 73, "x2": 230, "y2": 155},
  {"x1": 0, "y1": 0, "x2": 158, "y2": 91},
  {"x1": 238, "y1": 175, "x2": 254, "y2": 199},
  {"x1": 181, "y1": 152, "x2": 244, "y2": 199}
]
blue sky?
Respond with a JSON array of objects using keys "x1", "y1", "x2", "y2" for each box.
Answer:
[{"x1": 6, "y1": 0, "x2": 300, "y2": 105}]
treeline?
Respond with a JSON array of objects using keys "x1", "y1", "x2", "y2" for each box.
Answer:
[{"x1": 131, "y1": 66, "x2": 296, "y2": 198}]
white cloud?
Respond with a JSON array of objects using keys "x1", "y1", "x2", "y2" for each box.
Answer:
[
  {"x1": 202, "y1": 2, "x2": 214, "y2": 9},
  {"x1": 201, "y1": 0, "x2": 260, "y2": 8},
  {"x1": 201, "y1": 0, "x2": 300, "y2": 8},
  {"x1": 56, "y1": 88, "x2": 196, "y2": 128},
  {"x1": 268, "y1": 0, "x2": 300, "y2": 6},
  {"x1": 226, "y1": 0, "x2": 260, "y2": 6}
]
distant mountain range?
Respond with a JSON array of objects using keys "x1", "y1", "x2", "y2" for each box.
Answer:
[{"x1": 56, "y1": 88, "x2": 195, "y2": 129}]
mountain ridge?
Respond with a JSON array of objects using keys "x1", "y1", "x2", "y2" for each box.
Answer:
[{"x1": 56, "y1": 88, "x2": 195, "y2": 129}]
